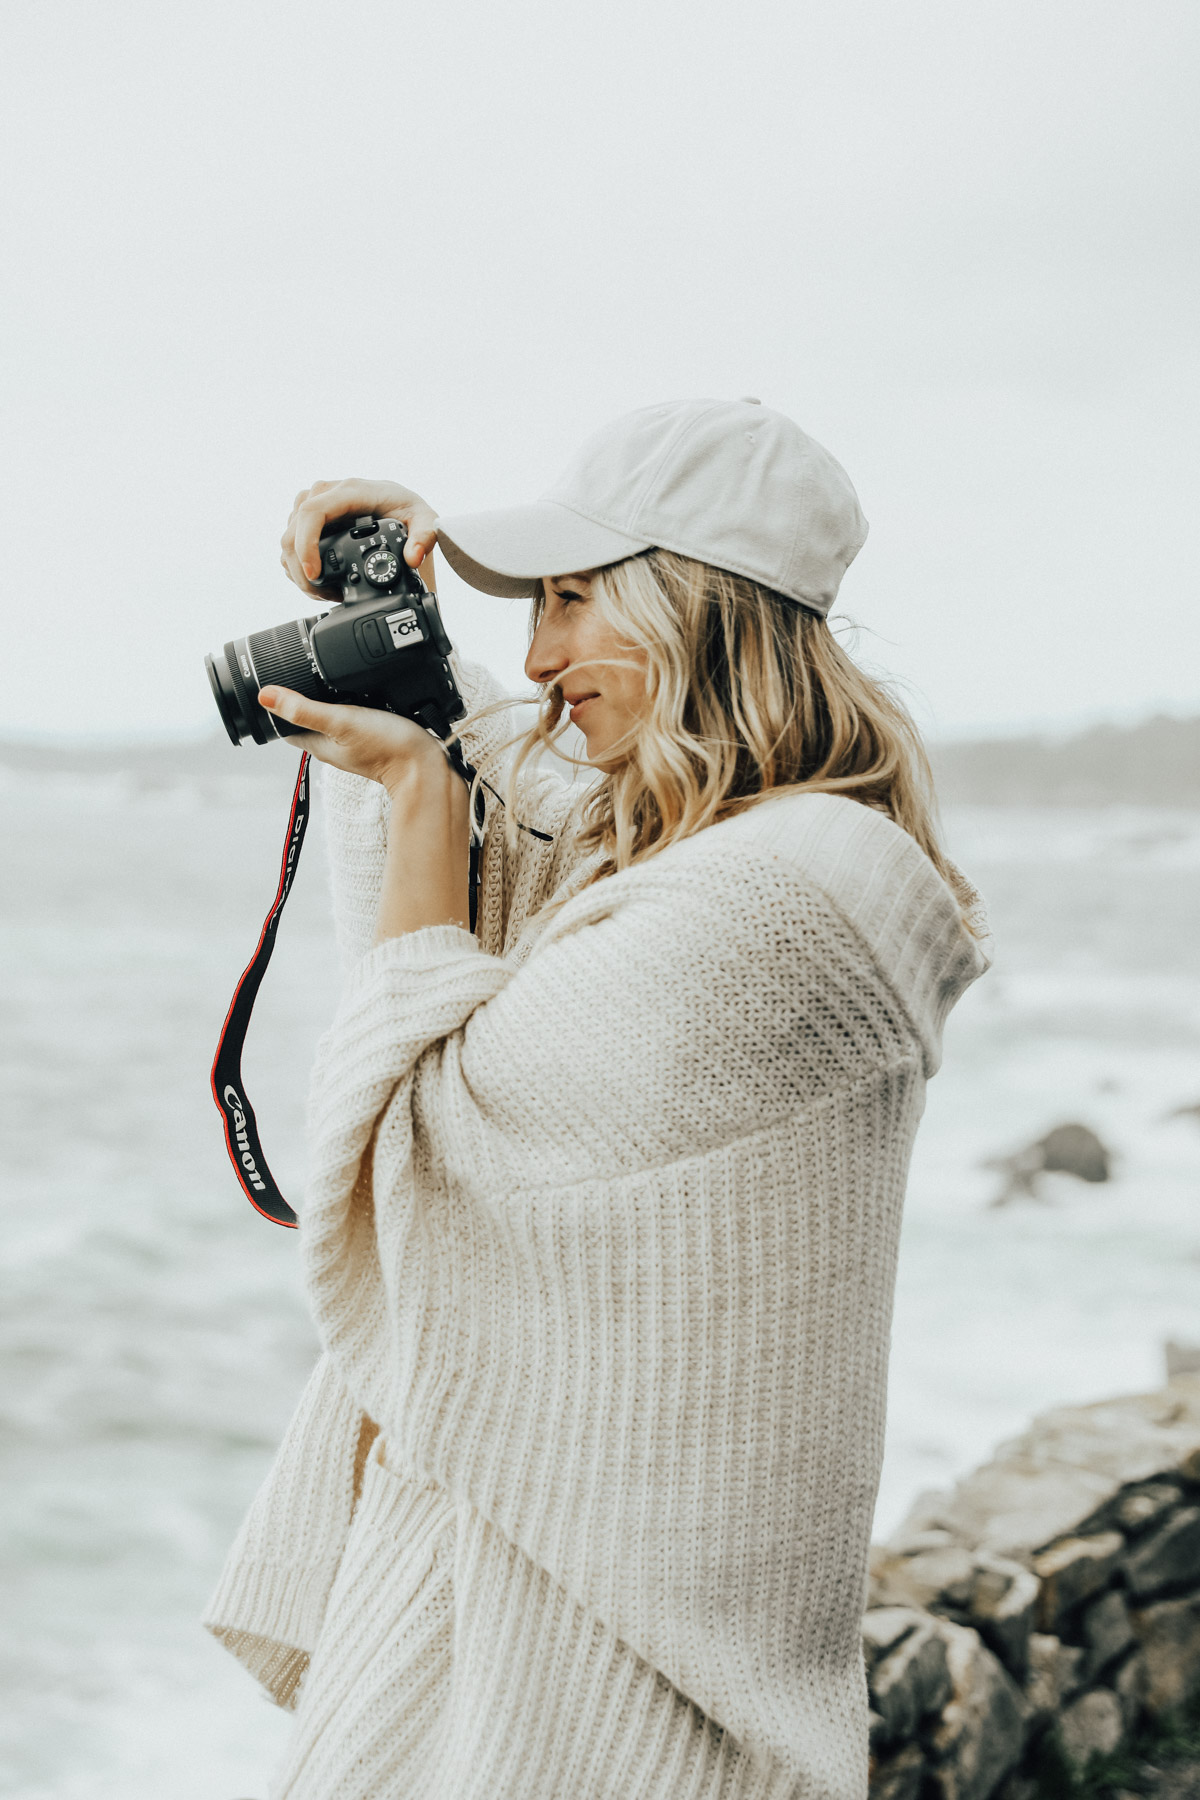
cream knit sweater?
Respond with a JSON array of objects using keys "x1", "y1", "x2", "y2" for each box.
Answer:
[{"x1": 205, "y1": 660, "x2": 990, "y2": 1800}]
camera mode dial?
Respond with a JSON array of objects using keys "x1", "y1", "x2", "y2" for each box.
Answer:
[{"x1": 364, "y1": 547, "x2": 401, "y2": 587}]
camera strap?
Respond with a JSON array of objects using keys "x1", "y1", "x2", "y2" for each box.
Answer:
[
  {"x1": 211, "y1": 753, "x2": 312, "y2": 1227},
  {"x1": 211, "y1": 742, "x2": 545, "y2": 1228}
]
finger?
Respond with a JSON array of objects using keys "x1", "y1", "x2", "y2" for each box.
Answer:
[
  {"x1": 411, "y1": 542, "x2": 437, "y2": 591},
  {"x1": 291, "y1": 481, "x2": 370, "y2": 582},
  {"x1": 404, "y1": 512, "x2": 440, "y2": 570},
  {"x1": 281, "y1": 492, "x2": 317, "y2": 590},
  {"x1": 258, "y1": 685, "x2": 348, "y2": 739},
  {"x1": 293, "y1": 482, "x2": 435, "y2": 581},
  {"x1": 285, "y1": 483, "x2": 356, "y2": 592},
  {"x1": 280, "y1": 539, "x2": 331, "y2": 595},
  {"x1": 280, "y1": 522, "x2": 309, "y2": 591}
]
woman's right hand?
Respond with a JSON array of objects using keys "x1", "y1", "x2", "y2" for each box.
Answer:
[{"x1": 280, "y1": 479, "x2": 439, "y2": 596}]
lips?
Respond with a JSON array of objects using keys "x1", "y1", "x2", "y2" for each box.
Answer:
[{"x1": 565, "y1": 693, "x2": 598, "y2": 717}]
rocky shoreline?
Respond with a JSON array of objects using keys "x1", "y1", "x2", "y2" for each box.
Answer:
[{"x1": 865, "y1": 1375, "x2": 1200, "y2": 1798}]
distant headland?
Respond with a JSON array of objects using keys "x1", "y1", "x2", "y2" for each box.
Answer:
[
  {"x1": 2, "y1": 710, "x2": 1199, "y2": 808},
  {"x1": 931, "y1": 715, "x2": 1200, "y2": 808}
]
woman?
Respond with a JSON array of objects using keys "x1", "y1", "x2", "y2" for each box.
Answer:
[{"x1": 205, "y1": 399, "x2": 990, "y2": 1800}]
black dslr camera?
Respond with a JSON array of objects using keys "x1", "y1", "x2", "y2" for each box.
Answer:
[{"x1": 205, "y1": 515, "x2": 465, "y2": 746}]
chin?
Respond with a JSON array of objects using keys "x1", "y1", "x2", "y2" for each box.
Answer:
[
  {"x1": 579, "y1": 721, "x2": 637, "y2": 774},
  {"x1": 587, "y1": 746, "x2": 627, "y2": 774}
]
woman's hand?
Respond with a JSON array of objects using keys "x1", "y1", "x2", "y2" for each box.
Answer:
[
  {"x1": 258, "y1": 685, "x2": 452, "y2": 792},
  {"x1": 280, "y1": 479, "x2": 439, "y2": 595},
  {"x1": 260, "y1": 686, "x2": 472, "y2": 938}
]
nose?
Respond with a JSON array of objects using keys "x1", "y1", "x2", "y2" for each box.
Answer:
[{"x1": 524, "y1": 614, "x2": 569, "y2": 687}]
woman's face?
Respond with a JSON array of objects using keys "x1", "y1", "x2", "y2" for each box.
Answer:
[{"x1": 524, "y1": 572, "x2": 649, "y2": 767}]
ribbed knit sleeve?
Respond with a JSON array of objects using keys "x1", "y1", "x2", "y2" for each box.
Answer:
[
  {"x1": 300, "y1": 833, "x2": 931, "y2": 1791},
  {"x1": 203, "y1": 1351, "x2": 369, "y2": 1708},
  {"x1": 318, "y1": 655, "x2": 589, "y2": 971}
]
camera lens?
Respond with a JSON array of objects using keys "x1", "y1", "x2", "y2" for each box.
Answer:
[
  {"x1": 205, "y1": 617, "x2": 330, "y2": 745},
  {"x1": 205, "y1": 651, "x2": 249, "y2": 745}
]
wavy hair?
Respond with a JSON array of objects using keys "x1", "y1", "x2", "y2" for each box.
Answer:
[{"x1": 460, "y1": 548, "x2": 968, "y2": 914}]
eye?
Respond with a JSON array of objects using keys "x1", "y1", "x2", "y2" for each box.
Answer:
[{"x1": 556, "y1": 588, "x2": 587, "y2": 608}]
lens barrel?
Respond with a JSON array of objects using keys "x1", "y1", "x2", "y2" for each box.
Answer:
[
  {"x1": 205, "y1": 618, "x2": 328, "y2": 745},
  {"x1": 205, "y1": 650, "x2": 249, "y2": 745}
]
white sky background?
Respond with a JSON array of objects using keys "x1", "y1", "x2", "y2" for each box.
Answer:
[{"x1": 1, "y1": 0, "x2": 1197, "y2": 740}]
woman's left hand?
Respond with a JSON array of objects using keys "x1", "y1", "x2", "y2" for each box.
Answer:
[
  {"x1": 259, "y1": 686, "x2": 473, "y2": 938},
  {"x1": 258, "y1": 686, "x2": 451, "y2": 796}
]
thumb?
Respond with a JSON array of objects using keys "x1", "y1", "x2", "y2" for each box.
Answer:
[{"x1": 404, "y1": 515, "x2": 440, "y2": 568}]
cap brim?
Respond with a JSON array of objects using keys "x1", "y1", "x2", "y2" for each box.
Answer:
[{"x1": 435, "y1": 501, "x2": 652, "y2": 598}]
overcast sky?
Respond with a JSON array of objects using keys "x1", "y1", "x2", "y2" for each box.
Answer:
[{"x1": 2, "y1": 0, "x2": 1197, "y2": 740}]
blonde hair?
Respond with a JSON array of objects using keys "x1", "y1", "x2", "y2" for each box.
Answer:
[{"x1": 465, "y1": 548, "x2": 966, "y2": 912}]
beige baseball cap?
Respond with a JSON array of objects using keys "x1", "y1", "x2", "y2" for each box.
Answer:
[{"x1": 435, "y1": 397, "x2": 868, "y2": 617}]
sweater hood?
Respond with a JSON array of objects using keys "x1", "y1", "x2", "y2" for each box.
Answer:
[{"x1": 707, "y1": 791, "x2": 991, "y2": 1076}]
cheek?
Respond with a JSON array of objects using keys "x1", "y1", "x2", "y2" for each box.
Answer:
[
  {"x1": 584, "y1": 622, "x2": 648, "y2": 710},
  {"x1": 608, "y1": 645, "x2": 650, "y2": 716}
]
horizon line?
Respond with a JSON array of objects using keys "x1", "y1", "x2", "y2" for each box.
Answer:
[{"x1": 1, "y1": 698, "x2": 1199, "y2": 754}]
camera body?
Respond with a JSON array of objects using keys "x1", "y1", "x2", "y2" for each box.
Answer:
[{"x1": 206, "y1": 515, "x2": 465, "y2": 747}]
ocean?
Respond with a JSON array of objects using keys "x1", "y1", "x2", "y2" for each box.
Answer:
[{"x1": 2, "y1": 761, "x2": 1198, "y2": 1798}]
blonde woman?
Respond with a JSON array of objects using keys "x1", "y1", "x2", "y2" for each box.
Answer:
[{"x1": 205, "y1": 399, "x2": 990, "y2": 1800}]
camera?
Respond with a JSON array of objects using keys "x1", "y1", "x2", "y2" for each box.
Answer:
[{"x1": 205, "y1": 515, "x2": 465, "y2": 747}]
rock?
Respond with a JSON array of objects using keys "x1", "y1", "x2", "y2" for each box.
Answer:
[
  {"x1": 991, "y1": 1780, "x2": 1036, "y2": 1800},
  {"x1": 899, "y1": 1529, "x2": 960, "y2": 1556},
  {"x1": 868, "y1": 1742, "x2": 925, "y2": 1800},
  {"x1": 1131, "y1": 1594, "x2": 1200, "y2": 1718},
  {"x1": 1112, "y1": 1650, "x2": 1144, "y2": 1729},
  {"x1": 1165, "y1": 1339, "x2": 1200, "y2": 1381},
  {"x1": 1024, "y1": 1633, "x2": 1085, "y2": 1719},
  {"x1": 1081, "y1": 1589, "x2": 1136, "y2": 1680},
  {"x1": 871, "y1": 1545, "x2": 977, "y2": 1613},
  {"x1": 1056, "y1": 1687, "x2": 1125, "y2": 1770},
  {"x1": 1032, "y1": 1531, "x2": 1125, "y2": 1632},
  {"x1": 871, "y1": 1546, "x2": 1039, "y2": 1680},
  {"x1": 1039, "y1": 1123, "x2": 1111, "y2": 1182},
  {"x1": 1113, "y1": 1480, "x2": 1184, "y2": 1538},
  {"x1": 885, "y1": 1489, "x2": 964, "y2": 1551},
  {"x1": 869, "y1": 1617, "x2": 953, "y2": 1743},
  {"x1": 968, "y1": 1555, "x2": 1039, "y2": 1680},
  {"x1": 931, "y1": 1461, "x2": 1118, "y2": 1566},
  {"x1": 915, "y1": 1388, "x2": 1200, "y2": 1562},
  {"x1": 1124, "y1": 1504, "x2": 1200, "y2": 1598},
  {"x1": 862, "y1": 1607, "x2": 922, "y2": 1675},
  {"x1": 926, "y1": 1621, "x2": 1029, "y2": 1800},
  {"x1": 987, "y1": 1122, "x2": 1111, "y2": 1204},
  {"x1": 992, "y1": 1779, "x2": 1037, "y2": 1800}
]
